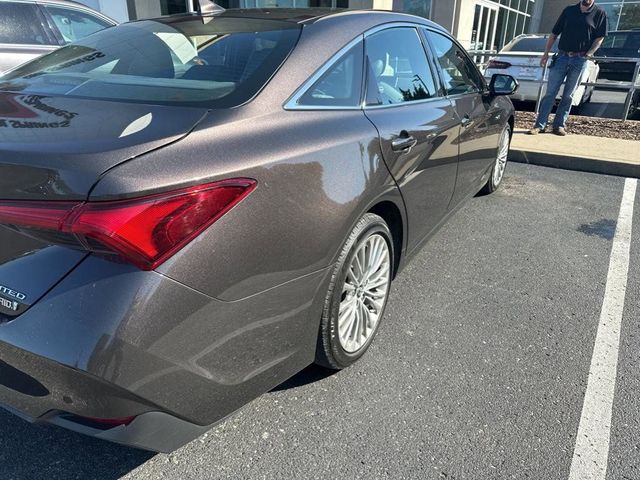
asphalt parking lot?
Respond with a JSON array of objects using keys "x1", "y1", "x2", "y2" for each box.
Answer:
[{"x1": 1, "y1": 162, "x2": 638, "y2": 480}]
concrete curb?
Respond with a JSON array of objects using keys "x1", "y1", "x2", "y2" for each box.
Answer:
[{"x1": 510, "y1": 149, "x2": 640, "y2": 179}]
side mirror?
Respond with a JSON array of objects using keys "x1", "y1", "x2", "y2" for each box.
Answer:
[{"x1": 489, "y1": 74, "x2": 519, "y2": 96}]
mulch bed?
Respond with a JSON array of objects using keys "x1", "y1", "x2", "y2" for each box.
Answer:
[{"x1": 515, "y1": 111, "x2": 640, "y2": 141}]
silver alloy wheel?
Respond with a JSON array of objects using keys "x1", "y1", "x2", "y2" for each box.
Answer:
[
  {"x1": 493, "y1": 129, "x2": 510, "y2": 186},
  {"x1": 337, "y1": 233, "x2": 391, "y2": 354}
]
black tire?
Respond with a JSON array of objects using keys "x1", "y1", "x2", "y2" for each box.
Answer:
[
  {"x1": 480, "y1": 124, "x2": 511, "y2": 195},
  {"x1": 315, "y1": 213, "x2": 394, "y2": 370}
]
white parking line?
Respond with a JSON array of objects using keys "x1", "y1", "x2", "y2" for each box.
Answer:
[{"x1": 568, "y1": 178, "x2": 637, "y2": 480}]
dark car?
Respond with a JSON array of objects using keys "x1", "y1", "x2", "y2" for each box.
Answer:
[
  {"x1": 0, "y1": 8, "x2": 517, "y2": 452},
  {"x1": 0, "y1": 0, "x2": 116, "y2": 74},
  {"x1": 596, "y1": 30, "x2": 640, "y2": 82}
]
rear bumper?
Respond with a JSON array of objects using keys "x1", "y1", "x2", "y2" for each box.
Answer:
[
  {"x1": 508, "y1": 79, "x2": 545, "y2": 102},
  {"x1": 0, "y1": 343, "x2": 209, "y2": 452},
  {"x1": 485, "y1": 78, "x2": 588, "y2": 105},
  {"x1": 484, "y1": 73, "x2": 546, "y2": 102},
  {"x1": 0, "y1": 310, "x2": 211, "y2": 452},
  {"x1": 0, "y1": 255, "x2": 329, "y2": 451}
]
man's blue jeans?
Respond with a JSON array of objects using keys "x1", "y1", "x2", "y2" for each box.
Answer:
[{"x1": 534, "y1": 54, "x2": 588, "y2": 130}]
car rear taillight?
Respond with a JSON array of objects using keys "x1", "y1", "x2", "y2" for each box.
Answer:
[
  {"x1": 487, "y1": 60, "x2": 512, "y2": 69},
  {"x1": 0, "y1": 179, "x2": 256, "y2": 270}
]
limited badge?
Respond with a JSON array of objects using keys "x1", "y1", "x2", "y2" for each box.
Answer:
[{"x1": 0, "y1": 284, "x2": 26, "y2": 301}]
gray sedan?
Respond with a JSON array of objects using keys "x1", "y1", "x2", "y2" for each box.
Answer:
[
  {"x1": 0, "y1": 0, "x2": 115, "y2": 74},
  {"x1": 0, "y1": 8, "x2": 517, "y2": 452}
]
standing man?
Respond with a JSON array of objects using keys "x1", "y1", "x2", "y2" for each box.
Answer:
[{"x1": 530, "y1": 0, "x2": 607, "y2": 136}]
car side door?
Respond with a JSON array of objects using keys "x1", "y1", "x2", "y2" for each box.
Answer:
[
  {"x1": 362, "y1": 26, "x2": 461, "y2": 253},
  {"x1": 424, "y1": 28, "x2": 504, "y2": 206}
]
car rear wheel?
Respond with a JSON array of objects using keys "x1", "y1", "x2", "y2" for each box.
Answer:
[
  {"x1": 481, "y1": 124, "x2": 511, "y2": 194},
  {"x1": 315, "y1": 213, "x2": 393, "y2": 370}
]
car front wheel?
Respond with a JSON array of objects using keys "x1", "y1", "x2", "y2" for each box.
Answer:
[
  {"x1": 315, "y1": 213, "x2": 393, "y2": 370},
  {"x1": 481, "y1": 124, "x2": 511, "y2": 194}
]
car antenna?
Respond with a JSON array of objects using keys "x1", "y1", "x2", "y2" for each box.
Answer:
[{"x1": 196, "y1": 0, "x2": 225, "y2": 23}]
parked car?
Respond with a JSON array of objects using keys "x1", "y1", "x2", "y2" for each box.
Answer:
[
  {"x1": 596, "y1": 30, "x2": 640, "y2": 82},
  {"x1": 595, "y1": 30, "x2": 640, "y2": 118},
  {"x1": 484, "y1": 34, "x2": 599, "y2": 107},
  {"x1": 0, "y1": 0, "x2": 116, "y2": 74},
  {"x1": 0, "y1": 8, "x2": 517, "y2": 452}
]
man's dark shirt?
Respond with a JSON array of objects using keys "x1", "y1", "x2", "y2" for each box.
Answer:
[{"x1": 552, "y1": 2, "x2": 608, "y2": 52}]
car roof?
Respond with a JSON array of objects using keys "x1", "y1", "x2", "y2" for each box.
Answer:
[
  {"x1": 511, "y1": 34, "x2": 552, "y2": 38},
  {"x1": 159, "y1": 8, "x2": 447, "y2": 31},
  {"x1": 0, "y1": 0, "x2": 94, "y2": 7}
]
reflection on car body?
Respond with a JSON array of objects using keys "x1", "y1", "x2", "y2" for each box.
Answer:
[{"x1": 0, "y1": 0, "x2": 116, "y2": 74}]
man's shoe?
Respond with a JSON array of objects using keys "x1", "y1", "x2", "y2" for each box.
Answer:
[
  {"x1": 553, "y1": 127, "x2": 567, "y2": 136},
  {"x1": 529, "y1": 127, "x2": 544, "y2": 135}
]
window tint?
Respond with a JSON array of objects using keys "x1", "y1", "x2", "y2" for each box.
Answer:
[
  {"x1": 503, "y1": 37, "x2": 558, "y2": 53},
  {"x1": 601, "y1": 32, "x2": 640, "y2": 50},
  {"x1": 364, "y1": 27, "x2": 438, "y2": 106},
  {"x1": 297, "y1": 43, "x2": 363, "y2": 107},
  {"x1": 1, "y1": 18, "x2": 301, "y2": 108},
  {"x1": 0, "y1": 2, "x2": 53, "y2": 45},
  {"x1": 44, "y1": 6, "x2": 112, "y2": 43},
  {"x1": 426, "y1": 30, "x2": 484, "y2": 96}
]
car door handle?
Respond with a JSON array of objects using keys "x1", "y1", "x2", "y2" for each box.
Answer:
[
  {"x1": 461, "y1": 115, "x2": 472, "y2": 128},
  {"x1": 391, "y1": 134, "x2": 417, "y2": 152}
]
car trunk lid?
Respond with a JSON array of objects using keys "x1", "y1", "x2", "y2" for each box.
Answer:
[
  {"x1": 487, "y1": 52, "x2": 545, "y2": 81},
  {"x1": 0, "y1": 92, "x2": 208, "y2": 200},
  {"x1": 0, "y1": 92, "x2": 208, "y2": 320}
]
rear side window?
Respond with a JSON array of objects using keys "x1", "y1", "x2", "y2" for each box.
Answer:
[
  {"x1": 426, "y1": 30, "x2": 485, "y2": 95},
  {"x1": 0, "y1": 18, "x2": 301, "y2": 108},
  {"x1": 0, "y1": 2, "x2": 54, "y2": 45},
  {"x1": 601, "y1": 32, "x2": 640, "y2": 50},
  {"x1": 364, "y1": 27, "x2": 438, "y2": 106},
  {"x1": 44, "y1": 5, "x2": 113, "y2": 43},
  {"x1": 296, "y1": 42, "x2": 363, "y2": 107},
  {"x1": 503, "y1": 37, "x2": 558, "y2": 53}
]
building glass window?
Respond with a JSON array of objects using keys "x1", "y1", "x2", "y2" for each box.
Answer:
[
  {"x1": 128, "y1": 0, "x2": 190, "y2": 19},
  {"x1": 392, "y1": 0, "x2": 432, "y2": 19},
  {"x1": 619, "y1": 3, "x2": 640, "y2": 30},
  {"x1": 600, "y1": 1, "x2": 640, "y2": 31},
  {"x1": 480, "y1": 0, "x2": 536, "y2": 50},
  {"x1": 219, "y1": 0, "x2": 351, "y2": 7}
]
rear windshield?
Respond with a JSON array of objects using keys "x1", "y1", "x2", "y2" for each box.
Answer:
[
  {"x1": 0, "y1": 16, "x2": 301, "y2": 108},
  {"x1": 502, "y1": 37, "x2": 558, "y2": 53},
  {"x1": 600, "y1": 32, "x2": 640, "y2": 51}
]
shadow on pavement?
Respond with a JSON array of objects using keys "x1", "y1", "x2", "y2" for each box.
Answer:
[
  {"x1": 0, "y1": 409, "x2": 153, "y2": 480},
  {"x1": 270, "y1": 364, "x2": 337, "y2": 392}
]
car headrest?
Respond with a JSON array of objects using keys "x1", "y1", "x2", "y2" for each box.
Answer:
[{"x1": 372, "y1": 59, "x2": 385, "y2": 78}]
